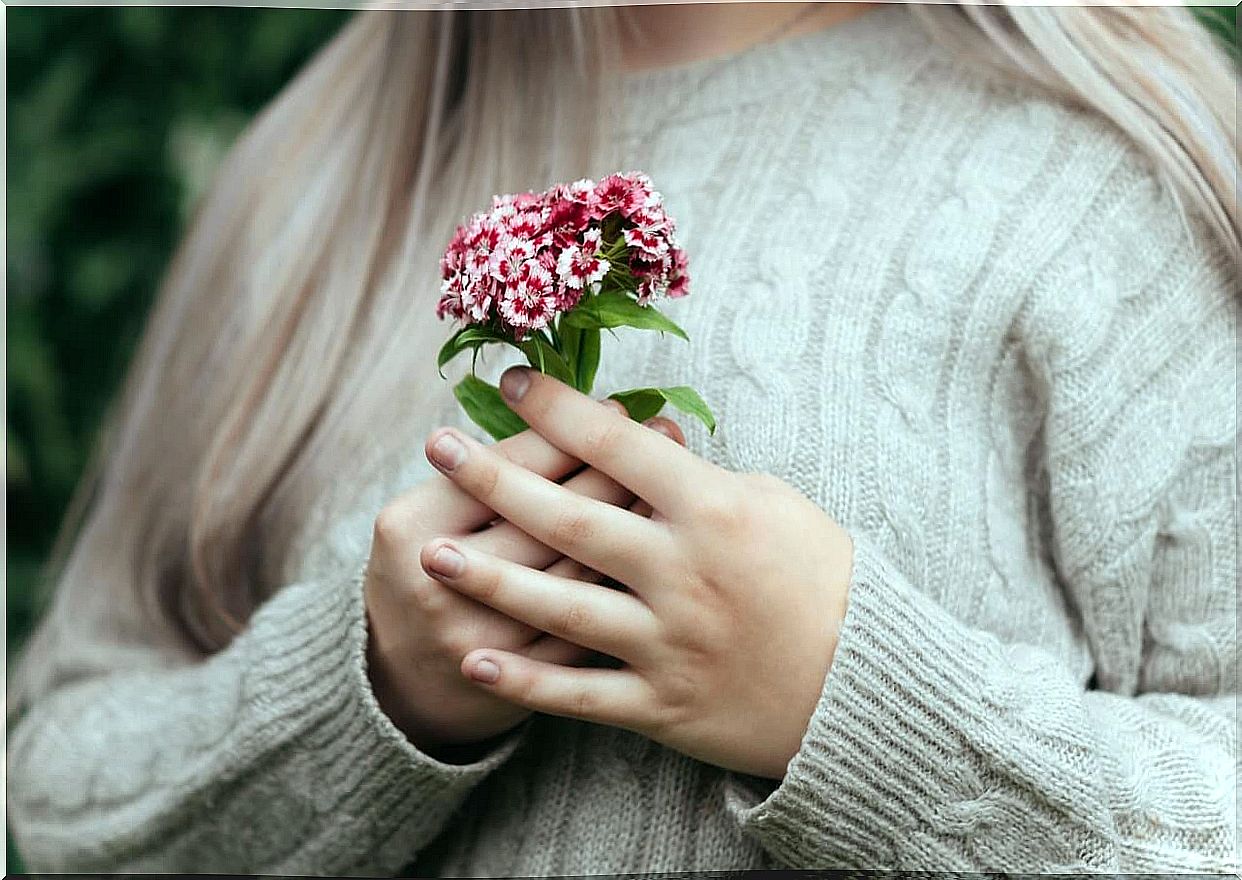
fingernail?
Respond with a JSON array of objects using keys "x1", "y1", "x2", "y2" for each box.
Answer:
[
  {"x1": 471, "y1": 657, "x2": 500, "y2": 684},
  {"x1": 643, "y1": 418, "x2": 675, "y2": 438},
  {"x1": 603, "y1": 398, "x2": 626, "y2": 414},
  {"x1": 430, "y1": 432, "x2": 466, "y2": 471},
  {"x1": 500, "y1": 367, "x2": 532, "y2": 403},
  {"x1": 428, "y1": 544, "x2": 464, "y2": 578}
]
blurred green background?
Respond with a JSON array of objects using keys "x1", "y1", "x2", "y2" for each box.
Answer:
[
  {"x1": 7, "y1": 8, "x2": 349, "y2": 870},
  {"x1": 4, "y1": 5, "x2": 1236, "y2": 873},
  {"x1": 8, "y1": 6, "x2": 351, "y2": 656}
]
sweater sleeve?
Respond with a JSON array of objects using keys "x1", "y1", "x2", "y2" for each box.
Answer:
[
  {"x1": 7, "y1": 556, "x2": 531, "y2": 874},
  {"x1": 722, "y1": 163, "x2": 1238, "y2": 871}
]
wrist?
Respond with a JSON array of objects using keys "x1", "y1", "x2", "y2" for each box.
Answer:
[{"x1": 363, "y1": 623, "x2": 524, "y2": 765}]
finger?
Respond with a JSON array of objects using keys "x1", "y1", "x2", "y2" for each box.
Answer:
[
  {"x1": 426, "y1": 426, "x2": 670, "y2": 583},
  {"x1": 519, "y1": 558, "x2": 610, "y2": 666},
  {"x1": 418, "y1": 399, "x2": 629, "y2": 533},
  {"x1": 470, "y1": 466, "x2": 633, "y2": 567},
  {"x1": 627, "y1": 422, "x2": 681, "y2": 520},
  {"x1": 422, "y1": 554, "x2": 607, "y2": 653},
  {"x1": 521, "y1": 633, "x2": 598, "y2": 666},
  {"x1": 544, "y1": 554, "x2": 604, "y2": 582},
  {"x1": 473, "y1": 416, "x2": 685, "y2": 568},
  {"x1": 460, "y1": 647, "x2": 655, "y2": 730},
  {"x1": 422, "y1": 539, "x2": 658, "y2": 664},
  {"x1": 496, "y1": 366, "x2": 714, "y2": 516}
]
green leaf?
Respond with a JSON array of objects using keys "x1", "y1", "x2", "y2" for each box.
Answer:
[
  {"x1": 556, "y1": 322, "x2": 599, "y2": 394},
  {"x1": 608, "y1": 388, "x2": 668, "y2": 423},
  {"x1": 656, "y1": 386, "x2": 717, "y2": 435},
  {"x1": 575, "y1": 327, "x2": 602, "y2": 395},
  {"x1": 559, "y1": 322, "x2": 582, "y2": 372},
  {"x1": 561, "y1": 291, "x2": 689, "y2": 341},
  {"x1": 436, "y1": 324, "x2": 509, "y2": 378},
  {"x1": 519, "y1": 334, "x2": 575, "y2": 385},
  {"x1": 453, "y1": 374, "x2": 528, "y2": 441},
  {"x1": 608, "y1": 385, "x2": 717, "y2": 435}
]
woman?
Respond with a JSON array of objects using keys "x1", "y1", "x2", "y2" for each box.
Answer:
[{"x1": 7, "y1": 2, "x2": 1238, "y2": 874}]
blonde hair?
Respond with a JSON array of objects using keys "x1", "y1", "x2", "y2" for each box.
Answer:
[{"x1": 10, "y1": 3, "x2": 1238, "y2": 713}]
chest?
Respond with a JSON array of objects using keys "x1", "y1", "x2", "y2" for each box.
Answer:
[{"x1": 578, "y1": 147, "x2": 1077, "y2": 653}]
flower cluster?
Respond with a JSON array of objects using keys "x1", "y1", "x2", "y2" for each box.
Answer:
[{"x1": 437, "y1": 172, "x2": 689, "y2": 336}]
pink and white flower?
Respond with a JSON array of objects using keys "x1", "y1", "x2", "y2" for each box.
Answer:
[
  {"x1": 461, "y1": 275, "x2": 496, "y2": 323},
  {"x1": 499, "y1": 260, "x2": 558, "y2": 334},
  {"x1": 622, "y1": 205, "x2": 672, "y2": 259},
  {"x1": 439, "y1": 170, "x2": 690, "y2": 336},
  {"x1": 556, "y1": 228, "x2": 610, "y2": 292},
  {"x1": 436, "y1": 273, "x2": 466, "y2": 321},
  {"x1": 489, "y1": 236, "x2": 535, "y2": 284},
  {"x1": 505, "y1": 209, "x2": 544, "y2": 240},
  {"x1": 592, "y1": 172, "x2": 652, "y2": 220}
]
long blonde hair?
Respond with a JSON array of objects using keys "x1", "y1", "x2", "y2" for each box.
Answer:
[{"x1": 10, "y1": 3, "x2": 1238, "y2": 712}]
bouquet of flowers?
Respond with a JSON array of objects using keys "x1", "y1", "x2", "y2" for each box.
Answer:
[{"x1": 436, "y1": 171, "x2": 716, "y2": 440}]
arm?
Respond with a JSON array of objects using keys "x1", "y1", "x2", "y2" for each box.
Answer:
[
  {"x1": 7, "y1": 559, "x2": 529, "y2": 874},
  {"x1": 724, "y1": 531, "x2": 1237, "y2": 871},
  {"x1": 9, "y1": 390, "x2": 660, "y2": 873},
  {"x1": 722, "y1": 164, "x2": 1238, "y2": 872}
]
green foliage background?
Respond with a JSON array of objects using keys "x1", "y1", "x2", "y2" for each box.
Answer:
[
  {"x1": 7, "y1": 9, "x2": 349, "y2": 869},
  {"x1": 3, "y1": 6, "x2": 1236, "y2": 872},
  {"x1": 8, "y1": 6, "x2": 351, "y2": 652}
]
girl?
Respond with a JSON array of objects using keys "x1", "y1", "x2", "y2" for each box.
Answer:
[{"x1": 8, "y1": 2, "x2": 1238, "y2": 874}]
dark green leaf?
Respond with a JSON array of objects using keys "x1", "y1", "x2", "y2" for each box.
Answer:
[
  {"x1": 453, "y1": 374, "x2": 528, "y2": 441},
  {"x1": 436, "y1": 324, "x2": 509, "y2": 378},
  {"x1": 559, "y1": 322, "x2": 582, "y2": 371},
  {"x1": 607, "y1": 388, "x2": 668, "y2": 424},
  {"x1": 561, "y1": 291, "x2": 689, "y2": 341},
  {"x1": 655, "y1": 386, "x2": 717, "y2": 435},
  {"x1": 576, "y1": 327, "x2": 602, "y2": 395},
  {"x1": 608, "y1": 385, "x2": 717, "y2": 435},
  {"x1": 519, "y1": 334, "x2": 575, "y2": 385}
]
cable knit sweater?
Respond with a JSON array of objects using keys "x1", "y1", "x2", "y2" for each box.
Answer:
[{"x1": 8, "y1": 7, "x2": 1238, "y2": 875}]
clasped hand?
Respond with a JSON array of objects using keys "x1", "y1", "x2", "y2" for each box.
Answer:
[{"x1": 418, "y1": 366, "x2": 854, "y2": 780}]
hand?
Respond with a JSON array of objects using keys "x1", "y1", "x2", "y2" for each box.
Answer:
[
  {"x1": 419, "y1": 366, "x2": 854, "y2": 780},
  {"x1": 363, "y1": 401, "x2": 685, "y2": 761}
]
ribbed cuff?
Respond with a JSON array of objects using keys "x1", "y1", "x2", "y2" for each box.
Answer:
[
  {"x1": 240, "y1": 558, "x2": 530, "y2": 873},
  {"x1": 723, "y1": 531, "x2": 1006, "y2": 869}
]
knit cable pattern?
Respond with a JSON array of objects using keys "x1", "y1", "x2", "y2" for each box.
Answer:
[{"x1": 8, "y1": 7, "x2": 1237, "y2": 874}]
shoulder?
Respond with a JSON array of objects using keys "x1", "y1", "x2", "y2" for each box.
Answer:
[
  {"x1": 810, "y1": 16, "x2": 1230, "y2": 284},
  {"x1": 886, "y1": 41, "x2": 1236, "y2": 472},
  {"x1": 890, "y1": 41, "x2": 1236, "y2": 371}
]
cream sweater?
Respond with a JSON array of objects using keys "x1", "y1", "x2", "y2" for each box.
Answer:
[{"x1": 8, "y1": 7, "x2": 1238, "y2": 874}]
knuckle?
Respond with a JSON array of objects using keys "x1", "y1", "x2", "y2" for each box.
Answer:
[
  {"x1": 659, "y1": 668, "x2": 698, "y2": 716},
  {"x1": 667, "y1": 607, "x2": 723, "y2": 659},
  {"x1": 549, "y1": 506, "x2": 596, "y2": 546},
  {"x1": 641, "y1": 683, "x2": 688, "y2": 738},
  {"x1": 569, "y1": 687, "x2": 598, "y2": 719},
  {"x1": 516, "y1": 669, "x2": 541, "y2": 707},
  {"x1": 437, "y1": 626, "x2": 475, "y2": 659},
  {"x1": 471, "y1": 459, "x2": 501, "y2": 499},
  {"x1": 689, "y1": 488, "x2": 743, "y2": 532},
  {"x1": 677, "y1": 576, "x2": 721, "y2": 617},
  {"x1": 402, "y1": 576, "x2": 448, "y2": 615},
  {"x1": 473, "y1": 563, "x2": 505, "y2": 603},
  {"x1": 580, "y1": 415, "x2": 625, "y2": 460},
  {"x1": 372, "y1": 503, "x2": 410, "y2": 549},
  {"x1": 552, "y1": 601, "x2": 595, "y2": 638}
]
